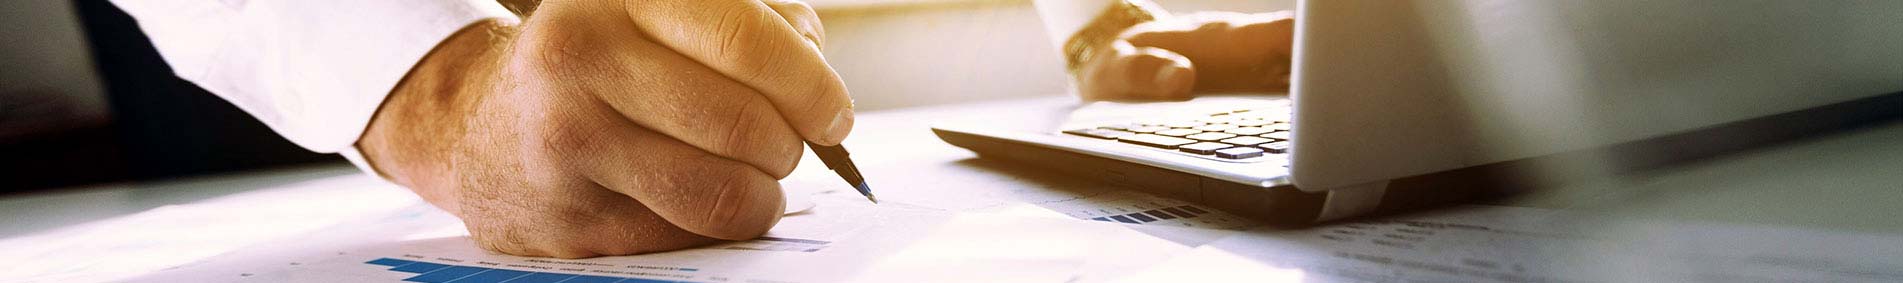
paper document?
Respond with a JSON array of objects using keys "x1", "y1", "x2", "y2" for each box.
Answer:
[
  {"x1": 1116, "y1": 205, "x2": 1903, "y2": 282},
  {"x1": 0, "y1": 175, "x2": 419, "y2": 283},
  {"x1": 137, "y1": 199, "x2": 1231, "y2": 283},
  {"x1": 787, "y1": 164, "x2": 1255, "y2": 230},
  {"x1": 986, "y1": 190, "x2": 1256, "y2": 230}
]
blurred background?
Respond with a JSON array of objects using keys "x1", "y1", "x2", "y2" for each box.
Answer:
[{"x1": 0, "y1": 0, "x2": 1286, "y2": 192}]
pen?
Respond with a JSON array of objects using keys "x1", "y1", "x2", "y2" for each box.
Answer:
[{"x1": 807, "y1": 141, "x2": 876, "y2": 203}]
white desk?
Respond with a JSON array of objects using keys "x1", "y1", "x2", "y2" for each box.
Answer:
[{"x1": 5, "y1": 97, "x2": 1902, "y2": 281}]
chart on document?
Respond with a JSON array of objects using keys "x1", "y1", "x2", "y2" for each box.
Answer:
[
  {"x1": 1124, "y1": 205, "x2": 1903, "y2": 282},
  {"x1": 335, "y1": 236, "x2": 852, "y2": 283},
  {"x1": 788, "y1": 163, "x2": 1254, "y2": 230},
  {"x1": 354, "y1": 254, "x2": 703, "y2": 283},
  {"x1": 178, "y1": 203, "x2": 935, "y2": 283},
  {"x1": 1009, "y1": 190, "x2": 1257, "y2": 230}
]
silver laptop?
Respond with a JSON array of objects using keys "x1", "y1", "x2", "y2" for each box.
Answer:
[{"x1": 932, "y1": 0, "x2": 1903, "y2": 224}]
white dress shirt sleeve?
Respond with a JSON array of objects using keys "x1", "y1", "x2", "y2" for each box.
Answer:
[{"x1": 108, "y1": 0, "x2": 518, "y2": 175}]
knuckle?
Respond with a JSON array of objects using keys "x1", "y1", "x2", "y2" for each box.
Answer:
[
  {"x1": 511, "y1": 27, "x2": 599, "y2": 77},
  {"x1": 713, "y1": 98, "x2": 800, "y2": 176},
  {"x1": 681, "y1": 164, "x2": 770, "y2": 232},
  {"x1": 517, "y1": 110, "x2": 602, "y2": 170},
  {"x1": 730, "y1": 45, "x2": 792, "y2": 84},
  {"x1": 507, "y1": 26, "x2": 642, "y2": 88},
  {"x1": 771, "y1": 0, "x2": 825, "y2": 47},
  {"x1": 710, "y1": 9, "x2": 792, "y2": 80},
  {"x1": 713, "y1": 98, "x2": 763, "y2": 153}
]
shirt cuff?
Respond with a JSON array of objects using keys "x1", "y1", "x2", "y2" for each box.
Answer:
[{"x1": 337, "y1": 147, "x2": 384, "y2": 180}]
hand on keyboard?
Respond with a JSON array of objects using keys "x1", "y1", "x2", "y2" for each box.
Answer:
[{"x1": 1073, "y1": 11, "x2": 1295, "y2": 101}]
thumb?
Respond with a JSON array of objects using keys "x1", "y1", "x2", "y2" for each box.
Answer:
[{"x1": 1078, "y1": 41, "x2": 1198, "y2": 101}]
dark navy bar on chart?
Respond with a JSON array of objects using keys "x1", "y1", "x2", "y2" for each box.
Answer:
[
  {"x1": 1145, "y1": 210, "x2": 1177, "y2": 220},
  {"x1": 403, "y1": 266, "x2": 483, "y2": 282},
  {"x1": 362, "y1": 258, "x2": 701, "y2": 283}
]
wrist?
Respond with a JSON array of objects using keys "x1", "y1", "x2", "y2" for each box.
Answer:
[{"x1": 359, "y1": 19, "x2": 515, "y2": 207}]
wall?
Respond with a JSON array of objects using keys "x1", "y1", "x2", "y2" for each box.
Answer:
[{"x1": 0, "y1": 0, "x2": 109, "y2": 140}]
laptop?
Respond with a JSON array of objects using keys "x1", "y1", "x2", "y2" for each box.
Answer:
[{"x1": 932, "y1": 0, "x2": 1903, "y2": 224}]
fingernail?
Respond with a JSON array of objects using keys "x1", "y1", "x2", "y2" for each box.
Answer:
[{"x1": 823, "y1": 109, "x2": 854, "y2": 144}]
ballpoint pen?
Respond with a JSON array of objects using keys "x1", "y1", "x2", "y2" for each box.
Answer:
[{"x1": 807, "y1": 141, "x2": 876, "y2": 203}]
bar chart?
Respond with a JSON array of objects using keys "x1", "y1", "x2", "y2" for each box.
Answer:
[
  {"x1": 1030, "y1": 190, "x2": 1256, "y2": 230},
  {"x1": 364, "y1": 258, "x2": 697, "y2": 283}
]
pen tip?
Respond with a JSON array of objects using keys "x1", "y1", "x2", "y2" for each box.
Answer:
[{"x1": 867, "y1": 193, "x2": 879, "y2": 204}]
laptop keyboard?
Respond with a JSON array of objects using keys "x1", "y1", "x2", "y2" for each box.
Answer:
[{"x1": 1061, "y1": 101, "x2": 1294, "y2": 163}]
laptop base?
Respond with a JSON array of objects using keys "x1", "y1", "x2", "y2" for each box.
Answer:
[{"x1": 934, "y1": 128, "x2": 1326, "y2": 226}]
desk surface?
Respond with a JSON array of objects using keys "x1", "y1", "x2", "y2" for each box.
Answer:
[
  {"x1": 5, "y1": 96, "x2": 1902, "y2": 278},
  {"x1": 8, "y1": 96, "x2": 1903, "y2": 233}
]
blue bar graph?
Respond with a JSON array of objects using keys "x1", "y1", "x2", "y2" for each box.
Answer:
[
  {"x1": 364, "y1": 258, "x2": 700, "y2": 283},
  {"x1": 407, "y1": 266, "x2": 485, "y2": 282},
  {"x1": 506, "y1": 272, "x2": 576, "y2": 283},
  {"x1": 454, "y1": 269, "x2": 530, "y2": 283},
  {"x1": 392, "y1": 262, "x2": 451, "y2": 273}
]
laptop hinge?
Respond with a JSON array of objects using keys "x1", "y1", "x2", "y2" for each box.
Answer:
[{"x1": 1315, "y1": 181, "x2": 1388, "y2": 222}]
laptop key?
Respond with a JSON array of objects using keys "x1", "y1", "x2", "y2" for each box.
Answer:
[
  {"x1": 1220, "y1": 136, "x2": 1274, "y2": 146},
  {"x1": 1126, "y1": 126, "x2": 1169, "y2": 133},
  {"x1": 1262, "y1": 131, "x2": 1291, "y2": 140},
  {"x1": 1261, "y1": 141, "x2": 1292, "y2": 154},
  {"x1": 1118, "y1": 134, "x2": 1196, "y2": 149},
  {"x1": 1267, "y1": 123, "x2": 1292, "y2": 131},
  {"x1": 1194, "y1": 124, "x2": 1237, "y2": 131},
  {"x1": 1164, "y1": 121, "x2": 1207, "y2": 128},
  {"x1": 1185, "y1": 132, "x2": 1237, "y2": 141},
  {"x1": 1216, "y1": 147, "x2": 1265, "y2": 159},
  {"x1": 1231, "y1": 120, "x2": 1272, "y2": 127},
  {"x1": 1096, "y1": 124, "x2": 1137, "y2": 131},
  {"x1": 1178, "y1": 142, "x2": 1233, "y2": 154},
  {"x1": 1063, "y1": 128, "x2": 1130, "y2": 139},
  {"x1": 1224, "y1": 127, "x2": 1272, "y2": 135},
  {"x1": 1154, "y1": 128, "x2": 1203, "y2": 137}
]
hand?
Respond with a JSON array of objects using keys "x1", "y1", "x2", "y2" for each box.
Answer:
[
  {"x1": 356, "y1": 0, "x2": 848, "y2": 258},
  {"x1": 1075, "y1": 11, "x2": 1295, "y2": 101}
]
